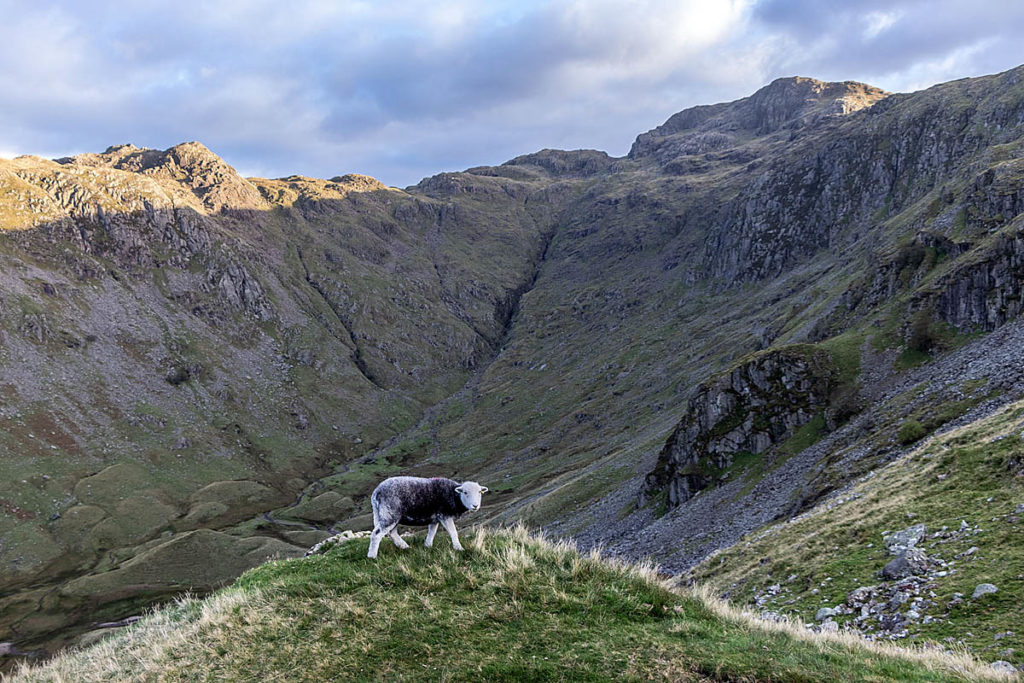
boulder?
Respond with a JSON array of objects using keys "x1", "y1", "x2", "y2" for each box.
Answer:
[
  {"x1": 990, "y1": 661, "x2": 1017, "y2": 674},
  {"x1": 815, "y1": 607, "x2": 839, "y2": 621},
  {"x1": 972, "y1": 583, "x2": 998, "y2": 599},
  {"x1": 884, "y1": 524, "x2": 926, "y2": 555},
  {"x1": 880, "y1": 549, "x2": 929, "y2": 580},
  {"x1": 846, "y1": 586, "x2": 877, "y2": 606}
]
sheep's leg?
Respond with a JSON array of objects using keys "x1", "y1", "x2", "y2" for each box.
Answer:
[
  {"x1": 441, "y1": 516, "x2": 464, "y2": 551},
  {"x1": 368, "y1": 521, "x2": 398, "y2": 559},
  {"x1": 424, "y1": 522, "x2": 438, "y2": 548},
  {"x1": 389, "y1": 527, "x2": 410, "y2": 549},
  {"x1": 368, "y1": 526, "x2": 385, "y2": 559}
]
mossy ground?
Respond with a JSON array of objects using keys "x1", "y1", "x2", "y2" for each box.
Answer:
[{"x1": 10, "y1": 528, "x2": 1007, "y2": 682}]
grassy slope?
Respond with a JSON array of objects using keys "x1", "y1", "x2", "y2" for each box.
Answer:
[
  {"x1": 691, "y1": 399, "x2": 1024, "y2": 668},
  {"x1": 11, "y1": 528, "x2": 1008, "y2": 682}
]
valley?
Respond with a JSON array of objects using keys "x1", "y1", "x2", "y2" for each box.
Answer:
[{"x1": 1, "y1": 65, "x2": 1023, "y2": 673}]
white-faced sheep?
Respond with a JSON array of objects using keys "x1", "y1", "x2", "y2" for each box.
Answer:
[{"x1": 367, "y1": 476, "x2": 488, "y2": 559}]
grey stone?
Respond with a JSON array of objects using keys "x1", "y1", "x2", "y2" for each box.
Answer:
[
  {"x1": 885, "y1": 524, "x2": 926, "y2": 555},
  {"x1": 990, "y1": 661, "x2": 1017, "y2": 674},
  {"x1": 816, "y1": 607, "x2": 839, "y2": 621},
  {"x1": 878, "y1": 613, "x2": 904, "y2": 632},
  {"x1": 889, "y1": 591, "x2": 910, "y2": 608},
  {"x1": 846, "y1": 585, "x2": 876, "y2": 605},
  {"x1": 880, "y1": 549, "x2": 930, "y2": 580},
  {"x1": 972, "y1": 583, "x2": 998, "y2": 599}
]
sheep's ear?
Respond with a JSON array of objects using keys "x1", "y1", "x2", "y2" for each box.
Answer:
[
  {"x1": 480, "y1": 486, "x2": 489, "y2": 493},
  {"x1": 454, "y1": 485, "x2": 464, "y2": 493}
]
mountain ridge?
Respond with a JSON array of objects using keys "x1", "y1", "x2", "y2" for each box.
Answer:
[
  {"x1": 0, "y1": 64, "x2": 1023, "y2": 670},
  {"x1": 629, "y1": 75, "x2": 890, "y2": 162}
]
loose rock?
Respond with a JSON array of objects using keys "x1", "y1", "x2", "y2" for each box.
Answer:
[
  {"x1": 880, "y1": 549, "x2": 930, "y2": 580},
  {"x1": 885, "y1": 524, "x2": 926, "y2": 555},
  {"x1": 972, "y1": 583, "x2": 998, "y2": 599},
  {"x1": 990, "y1": 660, "x2": 1017, "y2": 674},
  {"x1": 816, "y1": 607, "x2": 839, "y2": 621}
]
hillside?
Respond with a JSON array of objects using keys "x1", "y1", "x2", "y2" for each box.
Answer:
[
  {"x1": 7, "y1": 529, "x2": 1009, "y2": 681},
  {"x1": 1, "y1": 64, "x2": 1023, "y2": 668},
  {"x1": 691, "y1": 397, "x2": 1024, "y2": 667}
]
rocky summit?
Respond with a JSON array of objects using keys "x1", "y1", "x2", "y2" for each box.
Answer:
[{"x1": 1, "y1": 65, "x2": 1023, "y2": 673}]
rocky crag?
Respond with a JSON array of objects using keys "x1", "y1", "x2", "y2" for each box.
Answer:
[
  {"x1": 641, "y1": 346, "x2": 838, "y2": 509},
  {"x1": 1, "y1": 65, "x2": 1023, "y2": 670}
]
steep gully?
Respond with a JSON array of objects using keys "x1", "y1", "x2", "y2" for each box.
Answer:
[
  {"x1": 295, "y1": 246, "x2": 384, "y2": 391},
  {"x1": 257, "y1": 220, "x2": 559, "y2": 530}
]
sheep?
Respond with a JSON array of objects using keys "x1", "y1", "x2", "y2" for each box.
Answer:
[{"x1": 367, "y1": 476, "x2": 488, "y2": 559}]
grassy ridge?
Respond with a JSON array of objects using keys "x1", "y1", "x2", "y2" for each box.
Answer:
[{"x1": 11, "y1": 528, "x2": 1007, "y2": 682}]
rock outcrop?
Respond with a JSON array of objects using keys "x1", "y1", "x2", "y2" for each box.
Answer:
[
  {"x1": 642, "y1": 346, "x2": 838, "y2": 509},
  {"x1": 63, "y1": 142, "x2": 268, "y2": 212},
  {"x1": 629, "y1": 77, "x2": 889, "y2": 164},
  {"x1": 928, "y1": 228, "x2": 1024, "y2": 331}
]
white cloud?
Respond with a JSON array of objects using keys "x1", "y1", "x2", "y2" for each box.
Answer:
[
  {"x1": 0, "y1": 0, "x2": 1020, "y2": 186},
  {"x1": 862, "y1": 10, "x2": 903, "y2": 39}
]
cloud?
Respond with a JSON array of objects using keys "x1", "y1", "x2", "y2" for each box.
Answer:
[
  {"x1": 0, "y1": 0, "x2": 1021, "y2": 186},
  {"x1": 749, "y1": 0, "x2": 1024, "y2": 90}
]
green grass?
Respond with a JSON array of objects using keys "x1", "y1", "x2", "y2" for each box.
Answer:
[
  {"x1": 691, "y1": 400, "x2": 1024, "y2": 670},
  {"x1": 12, "y1": 527, "x2": 1004, "y2": 682},
  {"x1": 896, "y1": 347, "x2": 933, "y2": 371},
  {"x1": 897, "y1": 419, "x2": 927, "y2": 444},
  {"x1": 779, "y1": 412, "x2": 829, "y2": 456},
  {"x1": 819, "y1": 330, "x2": 864, "y2": 386}
]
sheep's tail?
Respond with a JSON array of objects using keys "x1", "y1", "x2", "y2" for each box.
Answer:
[{"x1": 370, "y1": 487, "x2": 380, "y2": 529}]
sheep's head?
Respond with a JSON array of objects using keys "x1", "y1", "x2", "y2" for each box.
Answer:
[{"x1": 455, "y1": 481, "x2": 488, "y2": 512}]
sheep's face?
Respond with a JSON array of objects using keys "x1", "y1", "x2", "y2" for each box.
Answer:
[{"x1": 455, "y1": 481, "x2": 488, "y2": 512}]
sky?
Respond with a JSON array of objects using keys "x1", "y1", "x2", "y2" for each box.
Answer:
[{"x1": 0, "y1": 0, "x2": 1022, "y2": 187}]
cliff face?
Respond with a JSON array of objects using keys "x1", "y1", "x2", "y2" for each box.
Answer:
[
  {"x1": 3, "y1": 65, "x2": 1024, "y2": 663},
  {"x1": 627, "y1": 67, "x2": 1024, "y2": 531},
  {"x1": 641, "y1": 347, "x2": 837, "y2": 509},
  {"x1": 929, "y1": 229, "x2": 1024, "y2": 331}
]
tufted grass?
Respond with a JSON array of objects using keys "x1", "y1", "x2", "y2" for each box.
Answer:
[{"x1": 10, "y1": 526, "x2": 1010, "y2": 682}]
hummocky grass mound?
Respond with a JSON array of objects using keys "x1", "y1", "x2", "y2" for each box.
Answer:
[{"x1": 10, "y1": 528, "x2": 1009, "y2": 682}]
